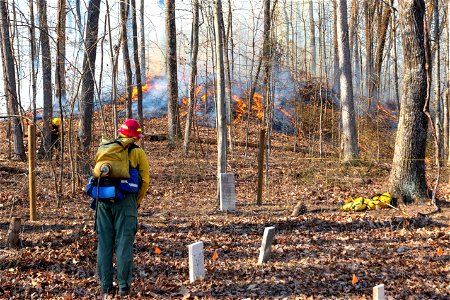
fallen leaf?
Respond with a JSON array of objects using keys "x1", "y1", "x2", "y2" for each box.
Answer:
[
  {"x1": 437, "y1": 247, "x2": 443, "y2": 257},
  {"x1": 154, "y1": 246, "x2": 162, "y2": 254},
  {"x1": 212, "y1": 249, "x2": 219, "y2": 261},
  {"x1": 352, "y1": 274, "x2": 358, "y2": 285}
]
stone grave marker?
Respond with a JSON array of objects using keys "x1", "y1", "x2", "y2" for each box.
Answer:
[
  {"x1": 257, "y1": 226, "x2": 275, "y2": 265},
  {"x1": 220, "y1": 173, "x2": 236, "y2": 211},
  {"x1": 373, "y1": 284, "x2": 385, "y2": 300},
  {"x1": 188, "y1": 241, "x2": 205, "y2": 283}
]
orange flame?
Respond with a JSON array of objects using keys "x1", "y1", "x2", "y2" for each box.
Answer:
[
  {"x1": 232, "y1": 95, "x2": 247, "y2": 125},
  {"x1": 179, "y1": 96, "x2": 189, "y2": 118},
  {"x1": 194, "y1": 85, "x2": 203, "y2": 97},
  {"x1": 276, "y1": 105, "x2": 304, "y2": 139},
  {"x1": 252, "y1": 92, "x2": 264, "y2": 120},
  {"x1": 377, "y1": 102, "x2": 397, "y2": 121}
]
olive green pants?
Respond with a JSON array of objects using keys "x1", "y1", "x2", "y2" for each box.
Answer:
[{"x1": 96, "y1": 194, "x2": 138, "y2": 292}]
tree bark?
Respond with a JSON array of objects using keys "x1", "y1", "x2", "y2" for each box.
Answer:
[
  {"x1": 120, "y1": 0, "x2": 133, "y2": 119},
  {"x1": 364, "y1": 0, "x2": 378, "y2": 106},
  {"x1": 183, "y1": 0, "x2": 200, "y2": 156},
  {"x1": 256, "y1": 0, "x2": 272, "y2": 205},
  {"x1": 388, "y1": 0, "x2": 428, "y2": 205},
  {"x1": 332, "y1": 0, "x2": 340, "y2": 94},
  {"x1": 55, "y1": 0, "x2": 66, "y2": 102},
  {"x1": 29, "y1": 0, "x2": 38, "y2": 123},
  {"x1": 372, "y1": 1, "x2": 392, "y2": 98},
  {"x1": 78, "y1": 0, "x2": 101, "y2": 174},
  {"x1": 0, "y1": 0, "x2": 25, "y2": 160},
  {"x1": 337, "y1": 0, "x2": 358, "y2": 163},
  {"x1": 433, "y1": 0, "x2": 442, "y2": 161},
  {"x1": 37, "y1": 0, "x2": 53, "y2": 158},
  {"x1": 447, "y1": 0, "x2": 450, "y2": 163},
  {"x1": 214, "y1": 0, "x2": 227, "y2": 200},
  {"x1": 140, "y1": 0, "x2": 146, "y2": 83},
  {"x1": 131, "y1": 0, "x2": 143, "y2": 138},
  {"x1": 309, "y1": 0, "x2": 316, "y2": 76},
  {"x1": 166, "y1": 0, "x2": 181, "y2": 148}
]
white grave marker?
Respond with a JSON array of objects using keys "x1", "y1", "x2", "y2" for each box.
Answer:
[
  {"x1": 373, "y1": 284, "x2": 385, "y2": 300},
  {"x1": 257, "y1": 226, "x2": 275, "y2": 265},
  {"x1": 220, "y1": 173, "x2": 236, "y2": 211},
  {"x1": 188, "y1": 241, "x2": 205, "y2": 283}
]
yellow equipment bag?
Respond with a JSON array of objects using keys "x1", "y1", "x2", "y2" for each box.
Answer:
[
  {"x1": 93, "y1": 137, "x2": 136, "y2": 179},
  {"x1": 341, "y1": 192, "x2": 391, "y2": 212}
]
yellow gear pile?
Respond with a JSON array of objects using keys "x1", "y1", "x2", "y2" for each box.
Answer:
[{"x1": 341, "y1": 192, "x2": 391, "y2": 211}]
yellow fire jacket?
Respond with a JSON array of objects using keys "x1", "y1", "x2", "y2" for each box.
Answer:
[{"x1": 127, "y1": 142, "x2": 150, "y2": 206}]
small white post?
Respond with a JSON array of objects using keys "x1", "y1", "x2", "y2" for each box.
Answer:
[
  {"x1": 188, "y1": 241, "x2": 205, "y2": 283},
  {"x1": 373, "y1": 284, "x2": 385, "y2": 300},
  {"x1": 257, "y1": 226, "x2": 276, "y2": 265},
  {"x1": 220, "y1": 173, "x2": 236, "y2": 211}
]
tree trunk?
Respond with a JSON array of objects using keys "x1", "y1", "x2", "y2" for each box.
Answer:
[
  {"x1": 131, "y1": 0, "x2": 143, "y2": 141},
  {"x1": 372, "y1": 0, "x2": 392, "y2": 99},
  {"x1": 0, "y1": 0, "x2": 25, "y2": 160},
  {"x1": 140, "y1": 0, "x2": 146, "y2": 83},
  {"x1": 55, "y1": 0, "x2": 66, "y2": 103},
  {"x1": 221, "y1": 1, "x2": 233, "y2": 154},
  {"x1": 106, "y1": 0, "x2": 120, "y2": 134},
  {"x1": 388, "y1": 0, "x2": 428, "y2": 205},
  {"x1": 256, "y1": 0, "x2": 272, "y2": 205},
  {"x1": 37, "y1": 0, "x2": 53, "y2": 158},
  {"x1": 56, "y1": 0, "x2": 66, "y2": 199},
  {"x1": 120, "y1": 0, "x2": 133, "y2": 119},
  {"x1": 214, "y1": 0, "x2": 227, "y2": 201},
  {"x1": 447, "y1": 0, "x2": 450, "y2": 163},
  {"x1": 332, "y1": 0, "x2": 339, "y2": 94},
  {"x1": 433, "y1": 0, "x2": 442, "y2": 161},
  {"x1": 78, "y1": 0, "x2": 101, "y2": 174},
  {"x1": 183, "y1": 0, "x2": 200, "y2": 156},
  {"x1": 364, "y1": 0, "x2": 378, "y2": 107},
  {"x1": 337, "y1": 0, "x2": 358, "y2": 163},
  {"x1": 29, "y1": 0, "x2": 37, "y2": 123},
  {"x1": 166, "y1": 0, "x2": 181, "y2": 148},
  {"x1": 391, "y1": 4, "x2": 400, "y2": 111},
  {"x1": 309, "y1": 0, "x2": 316, "y2": 76}
]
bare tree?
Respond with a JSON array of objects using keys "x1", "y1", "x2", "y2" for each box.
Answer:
[
  {"x1": 257, "y1": 0, "x2": 272, "y2": 205},
  {"x1": 78, "y1": 0, "x2": 101, "y2": 173},
  {"x1": 131, "y1": 0, "x2": 143, "y2": 138},
  {"x1": 29, "y1": 0, "x2": 37, "y2": 123},
  {"x1": 372, "y1": 0, "x2": 393, "y2": 99},
  {"x1": 432, "y1": 0, "x2": 442, "y2": 161},
  {"x1": 0, "y1": 0, "x2": 25, "y2": 160},
  {"x1": 214, "y1": 0, "x2": 227, "y2": 200},
  {"x1": 363, "y1": 0, "x2": 378, "y2": 106},
  {"x1": 140, "y1": 0, "x2": 146, "y2": 83},
  {"x1": 120, "y1": 0, "x2": 133, "y2": 119},
  {"x1": 388, "y1": 0, "x2": 428, "y2": 205},
  {"x1": 309, "y1": 0, "x2": 316, "y2": 76},
  {"x1": 337, "y1": 0, "x2": 358, "y2": 163},
  {"x1": 183, "y1": 0, "x2": 200, "y2": 156},
  {"x1": 332, "y1": 0, "x2": 339, "y2": 94},
  {"x1": 447, "y1": 0, "x2": 450, "y2": 163},
  {"x1": 166, "y1": 0, "x2": 181, "y2": 148},
  {"x1": 37, "y1": 0, "x2": 53, "y2": 158}
]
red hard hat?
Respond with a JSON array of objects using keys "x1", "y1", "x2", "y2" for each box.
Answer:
[{"x1": 118, "y1": 119, "x2": 143, "y2": 138}]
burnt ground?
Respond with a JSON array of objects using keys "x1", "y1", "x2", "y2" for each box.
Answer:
[{"x1": 0, "y1": 116, "x2": 449, "y2": 300}]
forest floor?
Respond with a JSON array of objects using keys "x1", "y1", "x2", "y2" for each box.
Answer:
[{"x1": 0, "y1": 116, "x2": 449, "y2": 299}]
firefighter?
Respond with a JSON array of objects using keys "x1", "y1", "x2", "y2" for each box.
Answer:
[
  {"x1": 95, "y1": 119, "x2": 150, "y2": 298},
  {"x1": 50, "y1": 118, "x2": 61, "y2": 152}
]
